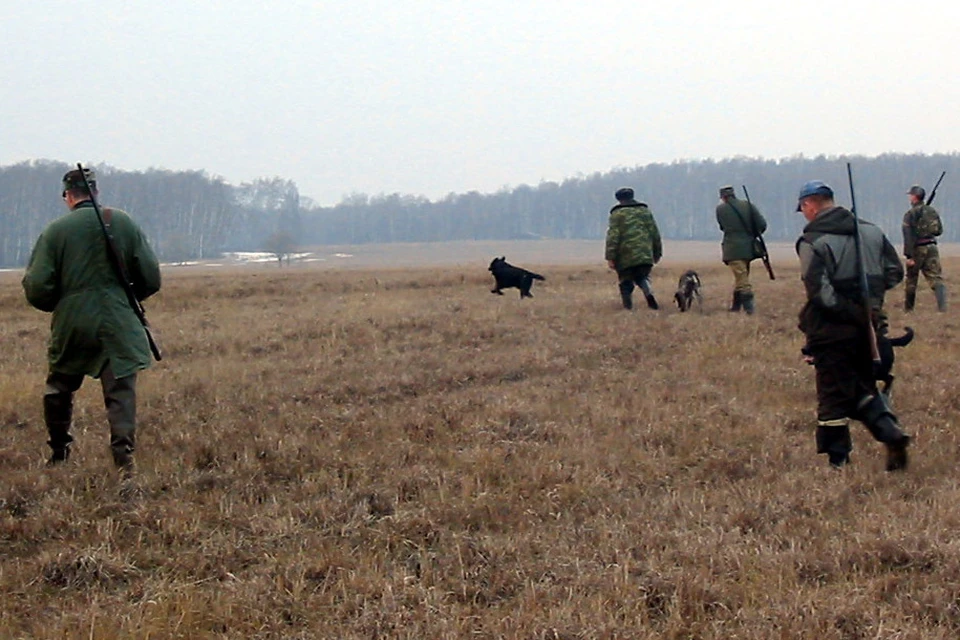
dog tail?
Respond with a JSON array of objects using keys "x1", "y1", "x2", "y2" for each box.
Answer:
[
  {"x1": 888, "y1": 326, "x2": 914, "y2": 347},
  {"x1": 529, "y1": 272, "x2": 545, "y2": 281}
]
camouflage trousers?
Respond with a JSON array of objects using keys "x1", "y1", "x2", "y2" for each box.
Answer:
[
  {"x1": 727, "y1": 260, "x2": 752, "y2": 294},
  {"x1": 905, "y1": 244, "x2": 943, "y2": 294},
  {"x1": 44, "y1": 362, "x2": 137, "y2": 464}
]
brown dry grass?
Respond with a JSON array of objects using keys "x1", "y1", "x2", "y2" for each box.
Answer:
[{"x1": 2, "y1": 256, "x2": 960, "y2": 639}]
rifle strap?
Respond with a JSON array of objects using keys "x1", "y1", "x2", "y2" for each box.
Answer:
[
  {"x1": 912, "y1": 204, "x2": 925, "y2": 228},
  {"x1": 728, "y1": 200, "x2": 758, "y2": 238},
  {"x1": 94, "y1": 205, "x2": 133, "y2": 293}
]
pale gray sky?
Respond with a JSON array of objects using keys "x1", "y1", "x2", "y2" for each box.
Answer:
[{"x1": 3, "y1": 0, "x2": 957, "y2": 205}]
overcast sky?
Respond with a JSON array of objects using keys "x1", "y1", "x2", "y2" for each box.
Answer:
[{"x1": 3, "y1": 0, "x2": 958, "y2": 206}]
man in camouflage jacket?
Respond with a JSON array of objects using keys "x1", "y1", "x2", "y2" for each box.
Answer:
[
  {"x1": 22, "y1": 168, "x2": 161, "y2": 470},
  {"x1": 902, "y1": 184, "x2": 946, "y2": 311},
  {"x1": 605, "y1": 187, "x2": 663, "y2": 310},
  {"x1": 716, "y1": 185, "x2": 767, "y2": 314},
  {"x1": 795, "y1": 180, "x2": 909, "y2": 471}
]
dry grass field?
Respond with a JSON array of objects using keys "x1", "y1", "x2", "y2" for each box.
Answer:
[{"x1": 2, "y1": 253, "x2": 960, "y2": 639}]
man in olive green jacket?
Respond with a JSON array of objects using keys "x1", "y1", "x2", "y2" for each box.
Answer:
[
  {"x1": 716, "y1": 185, "x2": 767, "y2": 314},
  {"x1": 605, "y1": 187, "x2": 662, "y2": 310},
  {"x1": 22, "y1": 168, "x2": 161, "y2": 469}
]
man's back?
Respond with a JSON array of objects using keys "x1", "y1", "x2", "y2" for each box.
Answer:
[
  {"x1": 800, "y1": 207, "x2": 901, "y2": 301},
  {"x1": 797, "y1": 206, "x2": 903, "y2": 343},
  {"x1": 716, "y1": 197, "x2": 767, "y2": 263},
  {"x1": 24, "y1": 205, "x2": 159, "y2": 307},
  {"x1": 605, "y1": 202, "x2": 662, "y2": 269},
  {"x1": 22, "y1": 202, "x2": 161, "y2": 377},
  {"x1": 902, "y1": 203, "x2": 942, "y2": 255}
]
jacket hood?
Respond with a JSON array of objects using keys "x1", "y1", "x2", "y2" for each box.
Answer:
[{"x1": 802, "y1": 206, "x2": 855, "y2": 236}]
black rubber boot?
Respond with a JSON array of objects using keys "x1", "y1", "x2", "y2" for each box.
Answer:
[
  {"x1": 102, "y1": 370, "x2": 137, "y2": 471},
  {"x1": 44, "y1": 388, "x2": 74, "y2": 465},
  {"x1": 636, "y1": 278, "x2": 658, "y2": 310},
  {"x1": 816, "y1": 424, "x2": 852, "y2": 468},
  {"x1": 935, "y1": 283, "x2": 948, "y2": 312},
  {"x1": 728, "y1": 291, "x2": 742, "y2": 312},
  {"x1": 904, "y1": 290, "x2": 916, "y2": 312},
  {"x1": 618, "y1": 279, "x2": 633, "y2": 310},
  {"x1": 885, "y1": 436, "x2": 910, "y2": 472},
  {"x1": 741, "y1": 292, "x2": 756, "y2": 315},
  {"x1": 858, "y1": 393, "x2": 910, "y2": 472},
  {"x1": 113, "y1": 450, "x2": 134, "y2": 471},
  {"x1": 46, "y1": 447, "x2": 70, "y2": 467}
]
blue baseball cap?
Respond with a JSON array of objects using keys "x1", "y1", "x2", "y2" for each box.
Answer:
[{"x1": 796, "y1": 180, "x2": 834, "y2": 211}]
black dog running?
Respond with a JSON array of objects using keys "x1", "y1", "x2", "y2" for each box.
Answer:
[{"x1": 489, "y1": 257, "x2": 545, "y2": 299}]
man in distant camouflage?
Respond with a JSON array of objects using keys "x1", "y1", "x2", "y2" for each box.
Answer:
[
  {"x1": 716, "y1": 185, "x2": 767, "y2": 314},
  {"x1": 605, "y1": 187, "x2": 662, "y2": 310},
  {"x1": 795, "y1": 180, "x2": 910, "y2": 471},
  {"x1": 22, "y1": 168, "x2": 161, "y2": 470},
  {"x1": 902, "y1": 184, "x2": 946, "y2": 312}
]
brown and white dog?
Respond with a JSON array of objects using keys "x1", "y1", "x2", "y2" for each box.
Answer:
[{"x1": 674, "y1": 270, "x2": 703, "y2": 312}]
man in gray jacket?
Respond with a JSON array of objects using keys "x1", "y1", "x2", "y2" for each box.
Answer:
[{"x1": 796, "y1": 180, "x2": 909, "y2": 471}]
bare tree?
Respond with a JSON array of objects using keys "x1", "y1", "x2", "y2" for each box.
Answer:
[{"x1": 263, "y1": 231, "x2": 296, "y2": 267}]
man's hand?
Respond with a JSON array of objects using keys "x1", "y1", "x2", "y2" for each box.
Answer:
[
  {"x1": 607, "y1": 260, "x2": 617, "y2": 271},
  {"x1": 906, "y1": 258, "x2": 915, "y2": 268}
]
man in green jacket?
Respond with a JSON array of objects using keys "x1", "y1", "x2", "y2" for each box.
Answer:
[
  {"x1": 902, "y1": 184, "x2": 947, "y2": 311},
  {"x1": 716, "y1": 185, "x2": 767, "y2": 314},
  {"x1": 605, "y1": 187, "x2": 662, "y2": 310},
  {"x1": 22, "y1": 168, "x2": 161, "y2": 470}
]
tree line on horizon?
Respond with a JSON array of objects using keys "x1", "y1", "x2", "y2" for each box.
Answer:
[{"x1": 0, "y1": 153, "x2": 955, "y2": 267}]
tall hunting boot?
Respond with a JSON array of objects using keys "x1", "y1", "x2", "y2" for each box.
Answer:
[
  {"x1": 816, "y1": 422, "x2": 853, "y2": 468},
  {"x1": 884, "y1": 436, "x2": 910, "y2": 472},
  {"x1": 618, "y1": 280, "x2": 633, "y2": 310},
  {"x1": 858, "y1": 393, "x2": 910, "y2": 472},
  {"x1": 741, "y1": 292, "x2": 756, "y2": 315},
  {"x1": 102, "y1": 369, "x2": 137, "y2": 472},
  {"x1": 43, "y1": 387, "x2": 74, "y2": 466},
  {"x1": 904, "y1": 290, "x2": 916, "y2": 312},
  {"x1": 935, "y1": 283, "x2": 948, "y2": 312},
  {"x1": 638, "y1": 278, "x2": 659, "y2": 310},
  {"x1": 728, "y1": 291, "x2": 742, "y2": 312}
]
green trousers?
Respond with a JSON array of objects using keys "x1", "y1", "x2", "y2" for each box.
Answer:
[{"x1": 44, "y1": 363, "x2": 137, "y2": 466}]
